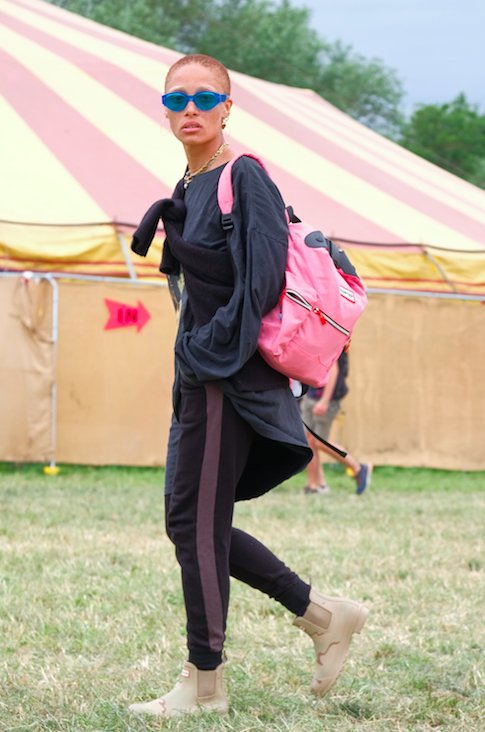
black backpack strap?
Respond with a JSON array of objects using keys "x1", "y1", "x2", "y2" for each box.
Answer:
[
  {"x1": 286, "y1": 205, "x2": 301, "y2": 223},
  {"x1": 303, "y1": 420, "x2": 348, "y2": 458}
]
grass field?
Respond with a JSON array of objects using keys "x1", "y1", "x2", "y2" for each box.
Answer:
[{"x1": 0, "y1": 463, "x2": 483, "y2": 731}]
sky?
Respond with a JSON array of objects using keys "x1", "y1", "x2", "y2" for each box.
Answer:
[{"x1": 295, "y1": 0, "x2": 485, "y2": 115}]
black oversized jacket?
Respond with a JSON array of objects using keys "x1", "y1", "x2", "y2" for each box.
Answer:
[{"x1": 132, "y1": 156, "x2": 312, "y2": 498}]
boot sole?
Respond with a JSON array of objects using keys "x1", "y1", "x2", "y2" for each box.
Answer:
[{"x1": 129, "y1": 701, "x2": 229, "y2": 718}]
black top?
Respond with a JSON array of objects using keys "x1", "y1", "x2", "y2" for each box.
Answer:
[
  {"x1": 174, "y1": 157, "x2": 289, "y2": 392},
  {"x1": 132, "y1": 155, "x2": 312, "y2": 498}
]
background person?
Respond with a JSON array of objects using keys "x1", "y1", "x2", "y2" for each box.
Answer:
[{"x1": 301, "y1": 351, "x2": 372, "y2": 495}]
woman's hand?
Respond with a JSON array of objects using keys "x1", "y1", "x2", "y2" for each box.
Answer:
[{"x1": 313, "y1": 398, "x2": 329, "y2": 417}]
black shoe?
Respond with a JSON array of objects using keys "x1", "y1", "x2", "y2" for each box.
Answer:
[{"x1": 356, "y1": 464, "x2": 372, "y2": 494}]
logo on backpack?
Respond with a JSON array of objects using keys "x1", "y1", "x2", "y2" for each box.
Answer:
[
  {"x1": 218, "y1": 154, "x2": 367, "y2": 387},
  {"x1": 339, "y1": 286, "x2": 357, "y2": 303}
]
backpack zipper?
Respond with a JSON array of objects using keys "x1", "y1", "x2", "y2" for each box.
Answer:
[{"x1": 285, "y1": 288, "x2": 351, "y2": 337}]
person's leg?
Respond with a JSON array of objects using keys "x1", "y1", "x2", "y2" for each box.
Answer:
[
  {"x1": 315, "y1": 441, "x2": 372, "y2": 493},
  {"x1": 305, "y1": 440, "x2": 322, "y2": 489},
  {"x1": 311, "y1": 400, "x2": 370, "y2": 490},
  {"x1": 130, "y1": 383, "x2": 253, "y2": 717},
  {"x1": 315, "y1": 438, "x2": 360, "y2": 474},
  {"x1": 162, "y1": 460, "x2": 368, "y2": 705},
  {"x1": 301, "y1": 397, "x2": 329, "y2": 494},
  {"x1": 228, "y1": 526, "x2": 368, "y2": 697},
  {"x1": 230, "y1": 527, "x2": 310, "y2": 615},
  {"x1": 303, "y1": 400, "x2": 339, "y2": 494},
  {"x1": 167, "y1": 382, "x2": 254, "y2": 669},
  {"x1": 163, "y1": 411, "x2": 180, "y2": 495},
  {"x1": 311, "y1": 400, "x2": 372, "y2": 494},
  {"x1": 303, "y1": 434, "x2": 330, "y2": 494}
]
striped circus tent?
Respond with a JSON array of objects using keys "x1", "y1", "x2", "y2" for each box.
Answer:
[
  {"x1": 2, "y1": 0, "x2": 485, "y2": 294},
  {"x1": 2, "y1": 0, "x2": 485, "y2": 471}
]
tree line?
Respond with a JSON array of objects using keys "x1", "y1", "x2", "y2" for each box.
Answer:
[{"x1": 50, "y1": 0, "x2": 485, "y2": 188}]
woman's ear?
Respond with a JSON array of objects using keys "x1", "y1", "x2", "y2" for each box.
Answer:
[
  {"x1": 222, "y1": 98, "x2": 233, "y2": 128},
  {"x1": 224, "y1": 98, "x2": 233, "y2": 116}
]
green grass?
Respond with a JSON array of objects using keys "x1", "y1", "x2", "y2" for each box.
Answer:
[{"x1": 0, "y1": 463, "x2": 484, "y2": 731}]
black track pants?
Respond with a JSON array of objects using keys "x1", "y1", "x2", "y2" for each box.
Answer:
[{"x1": 165, "y1": 381, "x2": 310, "y2": 669}]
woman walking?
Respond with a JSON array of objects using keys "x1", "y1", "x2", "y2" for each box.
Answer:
[{"x1": 129, "y1": 53, "x2": 368, "y2": 718}]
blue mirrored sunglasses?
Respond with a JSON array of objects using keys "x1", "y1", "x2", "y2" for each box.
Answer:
[{"x1": 161, "y1": 91, "x2": 228, "y2": 112}]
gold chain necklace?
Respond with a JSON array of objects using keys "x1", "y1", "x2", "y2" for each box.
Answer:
[{"x1": 183, "y1": 142, "x2": 228, "y2": 189}]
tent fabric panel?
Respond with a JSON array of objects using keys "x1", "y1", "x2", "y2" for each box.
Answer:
[
  {"x1": 1, "y1": 4, "x2": 401, "y2": 245},
  {"x1": 9, "y1": 0, "x2": 483, "y2": 229},
  {"x1": 348, "y1": 248, "x2": 485, "y2": 295},
  {"x1": 4, "y1": 0, "x2": 172, "y2": 84},
  {"x1": 11, "y1": 0, "x2": 181, "y2": 64},
  {"x1": 0, "y1": 277, "x2": 53, "y2": 461},
  {"x1": 2, "y1": 277, "x2": 484, "y2": 470},
  {"x1": 55, "y1": 280, "x2": 176, "y2": 465},
  {"x1": 315, "y1": 99, "x2": 485, "y2": 213},
  {"x1": 339, "y1": 294, "x2": 485, "y2": 470},
  {"x1": 229, "y1": 143, "x2": 404, "y2": 246},
  {"x1": 0, "y1": 224, "x2": 164, "y2": 279}
]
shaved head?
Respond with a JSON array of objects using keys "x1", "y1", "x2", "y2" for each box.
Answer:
[{"x1": 165, "y1": 54, "x2": 231, "y2": 94}]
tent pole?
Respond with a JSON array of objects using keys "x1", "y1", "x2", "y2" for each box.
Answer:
[
  {"x1": 117, "y1": 232, "x2": 138, "y2": 280},
  {"x1": 422, "y1": 249, "x2": 458, "y2": 293},
  {"x1": 43, "y1": 274, "x2": 59, "y2": 475}
]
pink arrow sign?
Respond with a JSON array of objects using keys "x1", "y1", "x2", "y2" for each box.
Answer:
[{"x1": 104, "y1": 298, "x2": 150, "y2": 333}]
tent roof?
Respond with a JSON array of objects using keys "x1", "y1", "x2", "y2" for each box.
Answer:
[{"x1": 1, "y1": 0, "x2": 485, "y2": 293}]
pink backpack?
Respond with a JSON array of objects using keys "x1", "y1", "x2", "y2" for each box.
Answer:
[{"x1": 218, "y1": 154, "x2": 367, "y2": 388}]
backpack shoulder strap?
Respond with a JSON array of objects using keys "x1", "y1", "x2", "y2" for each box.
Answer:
[{"x1": 217, "y1": 153, "x2": 269, "y2": 222}]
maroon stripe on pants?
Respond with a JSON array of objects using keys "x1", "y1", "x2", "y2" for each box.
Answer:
[
  {"x1": 196, "y1": 384, "x2": 224, "y2": 652},
  {"x1": 167, "y1": 380, "x2": 255, "y2": 667}
]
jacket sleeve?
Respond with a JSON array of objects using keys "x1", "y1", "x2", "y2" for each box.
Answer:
[{"x1": 175, "y1": 157, "x2": 288, "y2": 383}]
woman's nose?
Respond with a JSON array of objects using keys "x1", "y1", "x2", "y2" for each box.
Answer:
[{"x1": 185, "y1": 100, "x2": 198, "y2": 113}]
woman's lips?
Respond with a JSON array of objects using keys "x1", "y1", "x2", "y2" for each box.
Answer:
[{"x1": 181, "y1": 122, "x2": 202, "y2": 132}]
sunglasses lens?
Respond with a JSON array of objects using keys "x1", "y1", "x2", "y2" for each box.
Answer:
[
  {"x1": 194, "y1": 92, "x2": 219, "y2": 110},
  {"x1": 164, "y1": 93, "x2": 188, "y2": 111},
  {"x1": 162, "y1": 91, "x2": 226, "y2": 112}
]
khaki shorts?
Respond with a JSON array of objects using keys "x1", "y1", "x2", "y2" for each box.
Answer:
[{"x1": 300, "y1": 397, "x2": 341, "y2": 440}]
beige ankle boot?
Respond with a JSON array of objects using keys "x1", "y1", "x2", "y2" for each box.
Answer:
[
  {"x1": 128, "y1": 660, "x2": 228, "y2": 717},
  {"x1": 293, "y1": 588, "x2": 368, "y2": 696}
]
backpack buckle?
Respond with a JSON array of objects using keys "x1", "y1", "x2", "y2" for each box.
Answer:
[{"x1": 221, "y1": 213, "x2": 234, "y2": 231}]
